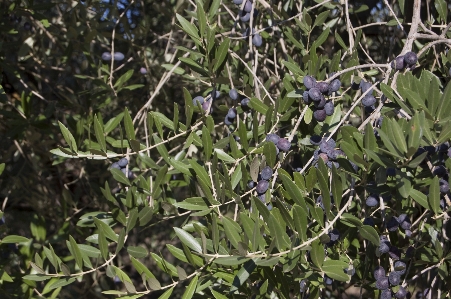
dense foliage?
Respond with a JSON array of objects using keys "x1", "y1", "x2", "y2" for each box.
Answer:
[{"x1": 1, "y1": 0, "x2": 451, "y2": 298}]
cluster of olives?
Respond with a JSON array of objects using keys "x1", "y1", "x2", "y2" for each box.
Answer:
[
  {"x1": 391, "y1": 51, "x2": 418, "y2": 71},
  {"x1": 233, "y1": 0, "x2": 258, "y2": 23},
  {"x1": 229, "y1": 88, "x2": 250, "y2": 108},
  {"x1": 351, "y1": 78, "x2": 377, "y2": 109},
  {"x1": 374, "y1": 262, "x2": 407, "y2": 299},
  {"x1": 302, "y1": 74, "x2": 341, "y2": 122},
  {"x1": 111, "y1": 158, "x2": 133, "y2": 178},
  {"x1": 192, "y1": 90, "x2": 221, "y2": 113},
  {"x1": 310, "y1": 136, "x2": 348, "y2": 169},
  {"x1": 101, "y1": 52, "x2": 125, "y2": 62}
]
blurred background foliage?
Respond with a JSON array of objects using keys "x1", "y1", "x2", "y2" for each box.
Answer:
[{"x1": 0, "y1": 0, "x2": 450, "y2": 298}]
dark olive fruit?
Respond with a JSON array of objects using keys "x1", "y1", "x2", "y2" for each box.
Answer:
[
  {"x1": 113, "y1": 52, "x2": 125, "y2": 61},
  {"x1": 363, "y1": 217, "x2": 375, "y2": 226},
  {"x1": 277, "y1": 138, "x2": 291, "y2": 152},
  {"x1": 405, "y1": 229, "x2": 412, "y2": 237},
  {"x1": 376, "y1": 276, "x2": 389, "y2": 290},
  {"x1": 224, "y1": 116, "x2": 234, "y2": 125},
  {"x1": 389, "y1": 272, "x2": 401, "y2": 286},
  {"x1": 404, "y1": 51, "x2": 418, "y2": 66},
  {"x1": 395, "y1": 286, "x2": 407, "y2": 299},
  {"x1": 362, "y1": 95, "x2": 377, "y2": 107},
  {"x1": 211, "y1": 90, "x2": 220, "y2": 100},
  {"x1": 324, "y1": 275, "x2": 333, "y2": 285},
  {"x1": 324, "y1": 101, "x2": 334, "y2": 116},
  {"x1": 310, "y1": 135, "x2": 322, "y2": 145},
  {"x1": 316, "y1": 82, "x2": 329, "y2": 94},
  {"x1": 247, "y1": 180, "x2": 256, "y2": 189},
  {"x1": 329, "y1": 229, "x2": 340, "y2": 242},
  {"x1": 260, "y1": 166, "x2": 273, "y2": 180},
  {"x1": 243, "y1": 0, "x2": 253, "y2": 12},
  {"x1": 345, "y1": 268, "x2": 356, "y2": 276},
  {"x1": 257, "y1": 193, "x2": 266, "y2": 202},
  {"x1": 314, "y1": 95, "x2": 326, "y2": 109},
  {"x1": 439, "y1": 179, "x2": 450, "y2": 193},
  {"x1": 266, "y1": 133, "x2": 280, "y2": 144},
  {"x1": 351, "y1": 81, "x2": 360, "y2": 90},
  {"x1": 389, "y1": 246, "x2": 401, "y2": 260},
  {"x1": 101, "y1": 52, "x2": 112, "y2": 61},
  {"x1": 329, "y1": 79, "x2": 341, "y2": 92},
  {"x1": 360, "y1": 80, "x2": 373, "y2": 93},
  {"x1": 391, "y1": 55, "x2": 405, "y2": 70},
  {"x1": 366, "y1": 194, "x2": 379, "y2": 207},
  {"x1": 328, "y1": 149, "x2": 345, "y2": 160},
  {"x1": 241, "y1": 97, "x2": 250, "y2": 106},
  {"x1": 111, "y1": 162, "x2": 121, "y2": 169},
  {"x1": 379, "y1": 241, "x2": 390, "y2": 254},
  {"x1": 433, "y1": 165, "x2": 447, "y2": 177},
  {"x1": 24, "y1": 22, "x2": 32, "y2": 31},
  {"x1": 316, "y1": 196, "x2": 325, "y2": 210},
  {"x1": 303, "y1": 75, "x2": 317, "y2": 90},
  {"x1": 303, "y1": 90, "x2": 311, "y2": 104},
  {"x1": 229, "y1": 89, "x2": 239, "y2": 100},
  {"x1": 118, "y1": 158, "x2": 128, "y2": 167},
  {"x1": 308, "y1": 88, "x2": 322, "y2": 101},
  {"x1": 252, "y1": 33, "x2": 262, "y2": 47},
  {"x1": 240, "y1": 11, "x2": 251, "y2": 22},
  {"x1": 381, "y1": 289, "x2": 392, "y2": 299},
  {"x1": 139, "y1": 67, "x2": 147, "y2": 74},
  {"x1": 326, "y1": 138, "x2": 336, "y2": 148},
  {"x1": 256, "y1": 180, "x2": 269, "y2": 194},
  {"x1": 313, "y1": 109, "x2": 327, "y2": 122},
  {"x1": 319, "y1": 141, "x2": 333, "y2": 153},
  {"x1": 233, "y1": 0, "x2": 243, "y2": 4},
  {"x1": 386, "y1": 167, "x2": 396, "y2": 177},
  {"x1": 394, "y1": 261, "x2": 406, "y2": 275},
  {"x1": 227, "y1": 108, "x2": 237, "y2": 119},
  {"x1": 193, "y1": 96, "x2": 204, "y2": 105},
  {"x1": 299, "y1": 280, "x2": 307, "y2": 292},
  {"x1": 121, "y1": 168, "x2": 133, "y2": 178},
  {"x1": 202, "y1": 100, "x2": 211, "y2": 112},
  {"x1": 374, "y1": 266, "x2": 386, "y2": 280},
  {"x1": 387, "y1": 216, "x2": 400, "y2": 232},
  {"x1": 364, "y1": 105, "x2": 375, "y2": 114}
]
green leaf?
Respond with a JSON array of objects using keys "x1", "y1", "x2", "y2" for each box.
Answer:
[
  {"x1": 313, "y1": 11, "x2": 330, "y2": 28},
  {"x1": 179, "y1": 57, "x2": 209, "y2": 76},
  {"x1": 279, "y1": 173, "x2": 307, "y2": 212},
  {"x1": 181, "y1": 275, "x2": 198, "y2": 299},
  {"x1": 126, "y1": 208, "x2": 138, "y2": 233},
  {"x1": 93, "y1": 217, "x2": 118, "y2": 242},
  {"x1": 208, "y1": 0, "x2": 221, "y2": 22},
  {"x1": 1, "y1": 235, "x2": 30, "y2": 243},
  {"x1": 322, "y1": 260, "x2": 349, "y2": 281},
  {"x1": 249, "y1": 97, "x2": 269, "y2": 115},
  {"x1": 176, "y1": 14, "x2": 200, "y2": 41},
  {"x1": 389, "y1": 119, "x2": 407, "y2": 154},
  {"x1": 376, "y1": 129, "x2": 403, "y2": 158},
  {"x1": 68, "y1": 235, "x2": 84, "y2": 270},
  {"x1": 98, "y1": 231, "x2": 109, "y2": 260},
  {"x1": 214, "y1": 148, "x2": 236, "y2": 163},
  {"x1": 139, "y1": 207, "x2": 153, "y2": 226},
  {"x1": 359, "y1": 225, "x2": 380, "y2": 246},
  {"x1": 58, "y1": 121, "x2": 77, "y2": 153},
  {"x1": 0, "y1": 163, "x2": 5, "y2": 176},
  {"x1": 127, "y1": 246, "x2": 148, "y2": 258},
  {"x1": 202, "y1": 126, "x2": 212, "y2": 161},
  {"x1": 410, "y1": 189, "x2": 429, "y2": 210},
  {"x1": 213, "y1": 37, "x2": 230, "y2": 73},
  {"x1": 211, "y1": 289, "x2": 228, "y2": 299},
  {"x1": 94, "y1": 115, "x2": 106, "y2": 152},
  {"x1": 264, "y1": 141, "x2": 277, "y2": 168},
  {"x1": 174, "y1": 227, "x2": 202, "y2": 254},
  {"x1": 429, "y1": 176, "x2": 440, "y2": 214},
  {"x1": 435, "y1": 0, "x2": 448, "y2": 22},
  {"x1": 212, "y1": 256, "x2": 250, "y2": 265},
  {"x1": 310, "y1": 240, "x2": 325, "y2": 268},
  {"x1": 47, "y1": 277, "x2": 76, "y2": 290},
  {"x1": 110, "y1": 168, "x2": 131, "y2": 186},
  {"x1": 124, "y1": 107, "x2": 136, "y2": 140},
  {"x1": 293, "y1": 205, "x2": 308, "y2": 242},
  {"x1": 196, "y1": 0, "x2": 206, "y2": 37},
  {"x1": 267, "y1": 208, "x2": 290, "y2": 251},
  {"x1": 157, "y1": 287, "x2": 174, "y2": 299},
  {"x1": 23, "y1": 274, "x2": 51, "y2": 281},
  {"x1": 130, "y1": 256, "x2": 156, "y2": 279},
  {"x1": 230, "y1": 259, "x2": 256, "y2": 292},
  {"x1": 364, "y1": 123, "x2": 376, "y2": 150},
  {"x1": 222, "y1": 217, "x2": 242, "y2": 249},
  {"x1": 114, "y1": 69, "x2": 134, "y2": 89}
]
